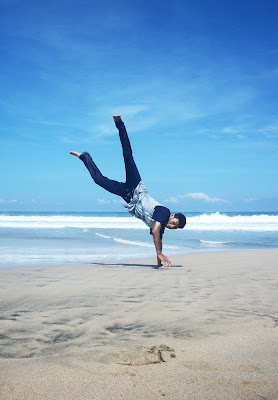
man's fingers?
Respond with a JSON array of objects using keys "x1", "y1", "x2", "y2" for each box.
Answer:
[
  {"x1": 158, "y1": 253, "x2": 172, "y2": 267},
  {"x1": 162, "y1": 256, "x2": 172, "y2": 266},
  {"x1": 162, "y1": 262, "x2": 171, "y2": 267}
]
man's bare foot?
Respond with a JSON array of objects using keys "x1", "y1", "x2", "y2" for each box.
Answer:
[
  {"x1": 113, "y1": 114, "x2": 121, "y2": 122},
  {"x1": 70, "y1": 151, "x2": 81, "y2": 158}
]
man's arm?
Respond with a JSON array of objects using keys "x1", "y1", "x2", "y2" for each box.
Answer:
[{"x1": 152, "y1": 221, "x2": 172, "y2": 267}]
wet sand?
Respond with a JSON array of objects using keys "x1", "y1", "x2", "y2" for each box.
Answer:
[{"x1": 0, "y1": 249, "x2": 278, "y2": 399}]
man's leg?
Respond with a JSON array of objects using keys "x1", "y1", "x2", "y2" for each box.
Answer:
[
  {"x1": 71, "y1": 151, "x2": 127, "y2": 198},
  {"x1": 113, "y1": 115, "x2": 141, "y2": 189}
]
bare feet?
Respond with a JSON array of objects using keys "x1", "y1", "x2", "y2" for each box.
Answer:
[
  {"x1": 113, "y1": 114, "x2": 121, "y2": 123},
  {"x1": 70, "y1": 151, "x2": 81, "y2": 158}
]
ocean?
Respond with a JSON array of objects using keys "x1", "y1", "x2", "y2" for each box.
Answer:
[{"x1": 0, "y1": 211, "x2": 278, "y2": 268}]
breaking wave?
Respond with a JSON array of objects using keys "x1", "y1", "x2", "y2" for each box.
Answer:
[{"x1": 0, "y1": 212, "x2": 277, "y2": 231}]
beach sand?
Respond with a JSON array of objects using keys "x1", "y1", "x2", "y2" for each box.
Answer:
[{"x1": 0, "y1": 249, "x2": 278, "y2": 399}]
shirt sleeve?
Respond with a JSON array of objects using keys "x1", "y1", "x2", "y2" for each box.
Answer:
[{"x1": 150, "y1": 206, "x2": 171, "y2": 238}]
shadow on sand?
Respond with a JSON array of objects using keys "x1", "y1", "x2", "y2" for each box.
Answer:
[{"x1": 91, "y1": 262, "x2": 183, "y2": 269}]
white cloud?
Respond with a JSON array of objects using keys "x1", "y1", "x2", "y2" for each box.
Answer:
[
  {"x1": 182, "y1": 193, "x2": 228, "y2": 203},
  {"x1": 259, "y1": 122, "x2": 278, "y2": 138},
  {"x1": 222, "y1": 126, "x2": 243, "y2": 134},
  {"x1": 244, "y1": 197, "x2": 258, "y2": 203},
  {"x1": 0, "y1": 199, "x2": 20, "y2": 204},
  {"x1": 91, "y1": 103, "x2": 157, "y2": 138},
  {"x1": 112, "y1": 199, "x2": 122, "y2": 204},
  {"x1": 165, "y1": 192, "x2": 228, "y2": 204},
  {"x1": 182, "y1": 192, "x2": 228, "y2": 203},
  {"x1": 97, "y1": 198, "x2": 122, "y2": 205},
  {"x1": 97, "y1": 198, "x2": 111, "y2": 204},
  {"x1": 111, "y1": 104, "x2": 149, "y2": 117},
  {"x1": 165, "y1": 196, "x2": 180, "y2": 204}
]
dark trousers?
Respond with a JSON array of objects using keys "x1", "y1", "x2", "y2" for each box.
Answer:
[{"x1": 80, "y1": 119, "x2": 141, "y2": 202}]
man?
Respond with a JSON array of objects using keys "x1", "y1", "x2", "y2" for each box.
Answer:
[{"x1": 70, "y1": 115, "x2": 186, "y2": 267}]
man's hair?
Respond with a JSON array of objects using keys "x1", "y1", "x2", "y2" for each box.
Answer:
[{"x1": 175, "y1": 213, "x2": 186, "y2": 229}]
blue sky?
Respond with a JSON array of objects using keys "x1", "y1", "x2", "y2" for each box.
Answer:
[{"x1": 0, "y1": 0, "x2": 277, "y2": 212}]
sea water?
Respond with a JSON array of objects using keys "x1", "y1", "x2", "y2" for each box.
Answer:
[{"x1": 0, "y1": 211, "x2": 278, "y2": 268}]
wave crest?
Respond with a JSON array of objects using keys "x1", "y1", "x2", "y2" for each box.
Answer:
[
  {"x1": 95, "y1": 233, "x2": 182, "y2": 249},
  {"x1": 0, "y1": 212, "x2": 277, "y2": 231}
]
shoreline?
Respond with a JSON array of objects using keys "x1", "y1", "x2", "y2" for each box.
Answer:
[
  {"x1": 1, "y1": 246, "x2": 278, "y2": 270},
  {"x1": 1, "y1": 249, "x2": 278, "y2": 399},
  {"x1": 2, "y1": 211, "x2": 278, "y2": 270}
]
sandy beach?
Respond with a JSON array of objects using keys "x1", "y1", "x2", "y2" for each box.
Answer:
[{"x1": 0, "y1": 249, "x2": 278, "y2": 399}]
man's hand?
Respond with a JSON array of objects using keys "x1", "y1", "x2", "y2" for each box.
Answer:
[
  {"x1": 152, "y1": 221, "x2": 172, "y2": 267},
  {"x1": 157, "y1": 253, "x2": 172, "y2": 267}
]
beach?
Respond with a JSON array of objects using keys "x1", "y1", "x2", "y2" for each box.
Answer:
[{"x1": 0, "y1": 249, "x2": 278, "y2": 399}]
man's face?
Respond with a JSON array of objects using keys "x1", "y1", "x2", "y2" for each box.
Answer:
[{"x1": 166, "y1": 214, "x2": 179, "y2": 230}]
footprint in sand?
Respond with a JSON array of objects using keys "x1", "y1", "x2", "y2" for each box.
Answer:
[{"x1": 115, "y1": 344, "x2": 176, "y2": 366}]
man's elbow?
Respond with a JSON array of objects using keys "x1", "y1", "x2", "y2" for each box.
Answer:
[{"x1": 152, "y1": 228, "x2": 160, "y2": 237}]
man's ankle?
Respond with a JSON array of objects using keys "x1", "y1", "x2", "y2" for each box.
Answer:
[{"x1": 113, "y1": 114, "x2": 121, "y2": 123}]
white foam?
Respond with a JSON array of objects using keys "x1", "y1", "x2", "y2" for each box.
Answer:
[
  {"x1": 95, "y1": 233, "x2": 183, "y2": 249},
  {"x1": 200, "y1": 240, "x2": 231, "y2": 247},
  {"x1": 0, "y1": 215, "x2": 145, "y2": 229},
  {"x1": 188, "y1": 212, "x2": 278, "y2": 231},
  {"x1": 0, "y1": 212, "x2": 277, "y2": 231}
]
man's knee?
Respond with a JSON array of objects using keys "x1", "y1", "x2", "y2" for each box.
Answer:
[
  {"x1": 80, "y1": 151, "x2": 91, "y2": 162},
  {"x1": 93, "y1": 172, "x2": 104, "y2": 185}
]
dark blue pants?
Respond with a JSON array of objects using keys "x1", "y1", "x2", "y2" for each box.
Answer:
[{"x1": 80, "y1": 119, "x2": 141, "y2": 202}]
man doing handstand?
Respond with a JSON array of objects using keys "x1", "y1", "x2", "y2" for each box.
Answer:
[{"x1": 70, "y1": 115, "x2": 186, "y2": 267}]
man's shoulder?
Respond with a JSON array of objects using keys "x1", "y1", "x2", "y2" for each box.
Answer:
[
  {"x1": 152, "y1": 205, "x2": 171, "y2": 222},
  {"x1": 154, "y1": 205, "x2": 171, "y2": 213},
  {"x1": 150, "y1": 206, "x2": 170, "y2": 238}
]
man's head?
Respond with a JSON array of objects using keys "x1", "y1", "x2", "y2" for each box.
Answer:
[{"x1": 166, "y1": 213, "x2": 186, "y2": 230}]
